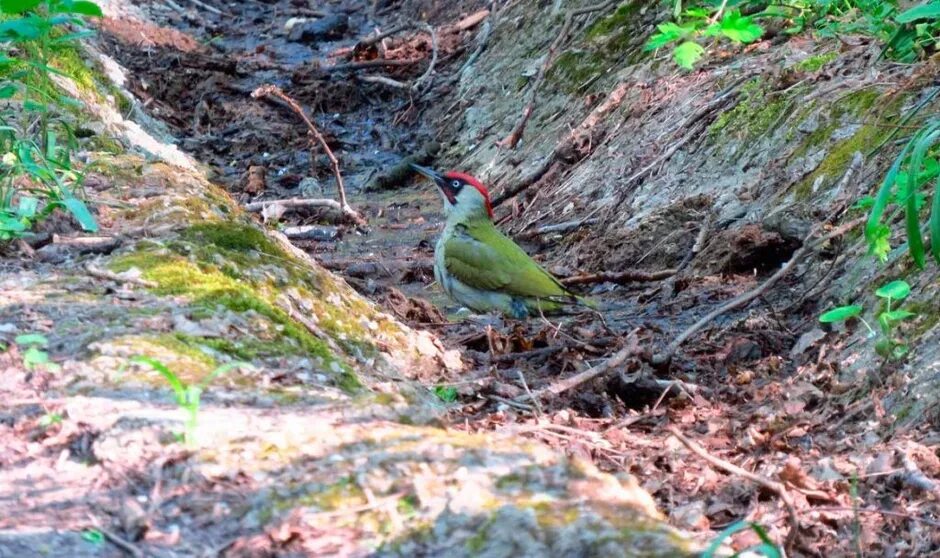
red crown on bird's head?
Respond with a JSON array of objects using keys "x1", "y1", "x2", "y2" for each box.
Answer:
[{"x1": 443, "y1": 171, "x2": 493, "y2": 219}]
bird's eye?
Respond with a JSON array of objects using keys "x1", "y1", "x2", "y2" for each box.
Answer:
[{"x1": 452, "y1": 180, "x2": 461, "y2": 189}]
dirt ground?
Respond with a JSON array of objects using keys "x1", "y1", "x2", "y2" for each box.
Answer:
[{"x1": 2, "y1": 0, "x2": 940, "y2": 556}]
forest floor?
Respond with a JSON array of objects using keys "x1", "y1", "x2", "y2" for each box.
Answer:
[{"x1": 2, "y1": 0, "x2": 939, "y2": 556}]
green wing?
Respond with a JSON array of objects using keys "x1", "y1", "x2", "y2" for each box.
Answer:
[{"x1": 442, "y1": 220, "x2": 572, "y2": 299}]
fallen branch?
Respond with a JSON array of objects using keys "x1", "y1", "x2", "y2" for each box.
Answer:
[
  {"x1": 282, "y1": 225, "x2": 339, "y2": 241},
  {"x1": 85, "y1": 263, "x2": 157, "y2": 288},
  {"x1": 244, "y1": 197, "x2": 363, "y2": 225},
  {"x1": 86, "y1": 515, "x2": 144, "y2": 558},
  {"x1": 516, "y1": 217, "x2": 599, "y2": 239},
  {"x1": 652, "y1": 217, "x2": 864, "y2": 365},
  {"x1": 667, "y1": 426, "x2": 800, "y2": 554},
  {"x1": 517, "y1": 330, "x2": 639, "y2": 402},
  {"x1": 322, "y1": 58, "x2": 415, "y2": 73},
  {"x1": 186, "y1": 0, "x2": 223, "y2": 16},
  {"x1": 561, "y1": 269, "x2": 676, "y2": 286},
  {"x1": 660, "y1": 212, "x2": 713, "y2": 300},
  {"x1": 251, "y1": 84, "x2": 366, "y2": 226},
  {"x1": 358, "y1": 74, "x2": 409, "y2": 89},
  {"x1": 496, "y1": 0, "x2": 618, "y2": 149}
]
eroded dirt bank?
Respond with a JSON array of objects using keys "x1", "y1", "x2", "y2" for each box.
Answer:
[{"x1": 1, "y1": 0, "x2": 939, "y2": 556}]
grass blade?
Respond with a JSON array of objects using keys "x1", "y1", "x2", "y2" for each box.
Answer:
[
  {"x1": 905, "y1": 127, "x2": 940, "y2": 268},
  {"x1": 932, "y1": 172, "x2": 940, "y2": 263},
  {"x1": 131, "y1": 356, "x2": 187, "y2": 404}
]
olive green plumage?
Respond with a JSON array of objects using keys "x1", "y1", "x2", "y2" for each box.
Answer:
[{"x1": 443, "y1": 218, "x2": 593, "y2": 314}]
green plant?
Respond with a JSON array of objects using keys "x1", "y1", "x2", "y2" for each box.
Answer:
[
  {"x1": 701, "y1": 519, "x2": 782, "y2": 557},
  {"x1": 646, "y1": 1, "x2": 940, "y2": 70},
  {"x1": 131, "y1": 356, "x2": 250, "y2": 445},
  {"x1": 646, "y1": 2, "x2": 764, "y2": 70},
  {"x1": 0, "y1": 0, "x2": 102, "y2": 240},
  {"x1": 819, "y1": 279, "x2": 917, "y2": 360},
  {"x1": 13, "y1": 332, "x2": 60, "y2": 371},
  {"x1": 433, "y1": 385, "x2": 458, "y2": 403},
  {"x1": 865, "y1": 118, "x2": 940, "y2": 267}
]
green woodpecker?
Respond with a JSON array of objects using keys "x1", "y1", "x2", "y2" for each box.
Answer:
[{"x1": 411, "y1": 164, "x2": 594, "y2": 319}]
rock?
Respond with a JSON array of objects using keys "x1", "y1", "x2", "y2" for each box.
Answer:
[{"x1": 287, "y1": 14, "x2": 349, "y2": 44}]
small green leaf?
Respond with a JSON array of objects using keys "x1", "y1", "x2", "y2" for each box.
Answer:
[
  {"x1": 853, "y1": 195, "x2": 875, "y2": 210},
  {"x1": 673, "y1": 41, "x2": 705, "y2": 70},
  {"x1": 0, "y1": 17, "x2": 42, "y2": 39},
  {"x1": 0, "y1": 84, "x2": 17, "y2": 99},
  {"x1": 0, "y1": 0, "x2": 42, "y2": 14},
  {"x1": 52, "y1": 0, "x2": 103, "y2": 16},
  {"x1": 819, "y1": 305, "x2": 864, "y2": 323},
  {"x1": 80, "y1": 529, "x2": 104, "y2": 544},
  {"x1": 897, "y1": 3, "x2": 940, "y2": 24},
  {"x1": 645, "y1": 22, "x2": 692, "y2": 50},
  {"x1": 719, "y1": 11, "x2": 764, "y2": 44},
  {"x1": 22, "y1": 346, "x2": 50, "y2": 368},
  {"x1": 433, "y1": 386, "x2": 458, "y2": 403},
  {"x1": 23, "y1": 99, "x2": 47, "y2": 112},
  {"x1": 874, "y1": 280, "x2": 911, "y2": 300},
  {"x1": 62, "y1": 196, "x2": 99, "y2": 232},
  {"x1": 881, "y1": 310, "x2": 917, "y2": 322},
  {"x1": 15, "y1": 332, "x2": 48, "y2": 346}
]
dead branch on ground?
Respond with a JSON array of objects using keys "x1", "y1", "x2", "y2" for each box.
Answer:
[
  {"x1": 561, "y1": 269, "x2": 676, "y2": 286},
  {"x1": 497, "y1": 0, "x2": 618, "y2": 149},
  {"x1": 659, "y1": 212, "x2": 713, "y2": 300},
  {"x1": 244, "y1": 197, "x2": 363, "y2": 225},
  {"x1": 516, "y1": 329, "x2": 639, "y2": 402},
  {"x1": 667, "y1": 426, "x2": 800, "y2": 553},
  {"x1": 85, "y1": 262, "x2": 157, "y2": 288},
  {"x1": 652, "y1": 217, "x2": 864, "y2": 366},
  {"x1": 516, "y1": 217, "x2": 599, "y2": 239},
  {"x1": 250, "y1": 84, "x2": 365, "y2": 226}
]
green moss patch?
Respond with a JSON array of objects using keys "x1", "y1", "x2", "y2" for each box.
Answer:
[
  {"x1": 708, "y1": 78, "x2": 791, "y2": 144},
  {"x1": 108, "y1": 243, "x2": 363, "y2": 391}
]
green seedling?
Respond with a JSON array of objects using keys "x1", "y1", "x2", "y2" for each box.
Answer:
[
  {"x1": 819, "y1": 279, "x2": 917, "y2": 360},
  {"x1": 432, "y1": 385, "x2": 458, "y2": 403},
  {"x1": 13, "y1": 332, "x2": 60, "y2": 371},
  {"x1": 131, "y1": 356, "x2": 250, "y2": 445}
]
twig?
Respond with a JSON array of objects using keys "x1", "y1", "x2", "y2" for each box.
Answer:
[
  {"x1": 660, "y1": 212, "x2": 713, "y2": 300},
  {"x1": 282, "y1": 225, "x2": 339, "y2": 241},
  {"x1": 358, "y1": 74, "x2": 410, "y2": 89},
  {"x1": 561, "y1": 269, "x2": 676, "y2": 286},
  {"x1": 652, "y1": 217, "x2": 864, "y2": 365},
  {"x1": 252, "y1": 84, "x2": 365, "y2": 226},
  {"x1": 516, "y1": 370, "x2": 542, "y2": 417},
  {"x1": 187, "y1": 0, "x2": 223, "y2": 16},
  {"x1": 87, "y1": 515, "x2": 144, "y2": 558},
  {"x1": 412, "y1": 23, "x2": 438, "y2": 91},
  {"x1": 667, "y1": 426, "x2": 800, "y2": 553},
  {"x1": 84, "y1": 263, "x2": 157, "y2": 288},
  {"x1": 516, "y1": 217, "x2": 599, "y2": 239},
  {"x1": 496, "y1": 0, "x2": 618, "y2": 149},
  {"x1": 244, "y1": 197, "x2": 363, "y2": 225},
  {"x1": 517, "y1": 330, "x2": 639, "y2": 401},
  {"x1": 489, "y1": 394, "x2": 535, "y2": 411},
  {"x1": 323, "y1": 58, "x2": 415, "y2": 72}
]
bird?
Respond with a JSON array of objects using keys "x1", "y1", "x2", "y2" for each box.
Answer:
[{"x1": 410, "y1": 163, "x2": 595, "y2": 319}]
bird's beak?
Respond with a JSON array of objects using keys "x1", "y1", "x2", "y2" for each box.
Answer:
[{"x1": 410, "y1": 163, "x2": 456, "y2": 204}]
